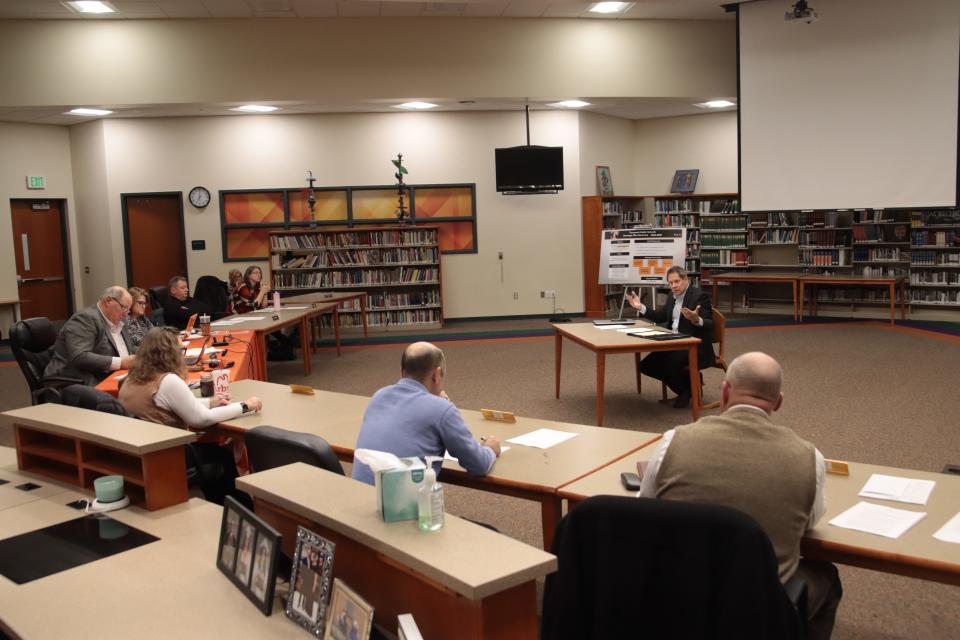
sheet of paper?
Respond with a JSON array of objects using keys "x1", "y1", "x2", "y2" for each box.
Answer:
[
  {"x1": 829, "y1": 501, "x2": 926, "y2": 539},
  {"x1": 596, "y1": 324, "x2": 629, "y2": 330},
  {"x1": 444, "y1": 446, "x2": 510, "y2": 462},
  {"x1": 933, "y1": 511, "x2": 960, "y2": 543},
  {"x1": 859, "y1": 473, "x2": 936, "y2": 505},
  {"x1": 506, "y1": 428, "x2": 578, "y2": 449},
  {"x1": 280, "y1": 305, "x2": 310, "y2": 310},
  {"x1": 183, "y1": 347, "x2": 203, "y2": 357}
]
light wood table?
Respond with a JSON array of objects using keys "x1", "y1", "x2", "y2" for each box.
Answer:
[
  {"x1": 802, "y1": 462, "x2": 960, "y2": 585},
  {"x1": 2, "y1": 404, "x2": 195, "y2": 511},
  {"x1": 217, "y1": 379, "x2": 661, "y2": 549},
  {"x1": 799, "y1": 274, "x2": 906, "y2": 325},
  {"x1": 557, "y1": 439, "x2": 662, "y2": 505},
  {"x1": 286, "y1": 291, "x2": 369, "y2": 352},
  {"x1": 0, "y1": 445, "x2": 78, "y2": 511},
  {"x1": 0, "y1": 495, "x2": 301, "y2": 639},
  {"x1": 710, "y1": 271, "x2": 803, "y2": 321},
  {"x1": 238, "y1": 463, "x2": 557, "y2": 640},
  {"x1": 553, "y1": 321, "x2": 702, "y2": 426}
]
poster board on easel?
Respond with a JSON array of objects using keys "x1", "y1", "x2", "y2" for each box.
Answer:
[{"x1": 598, "y1": 227, "x2": 687, "y2": 286}]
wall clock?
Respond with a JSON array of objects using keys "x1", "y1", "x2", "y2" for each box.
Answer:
[{"x1": 188, "y1": 186, "x2": 211, "y2": 209}]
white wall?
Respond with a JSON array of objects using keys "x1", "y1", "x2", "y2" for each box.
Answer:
[
  {"x1": 578, "y1": 112, "x2": 638, "y2": 197},
  {"x1": 0, "y1": 122, "x2": 80, "y2": 332},
  {"x1": 69, "y1": 120, "x2": 113, "y2": 306},
  {"x1": 89, "y1": 110, "x2": 583, "y2": 319},
  {"x1": 633, "y1": 112, "x2": 738, "y2": 196}
]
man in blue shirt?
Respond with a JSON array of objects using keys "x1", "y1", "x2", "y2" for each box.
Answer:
[{"x1": 352, "y1": 341, "x2": 501, "y2": 485}]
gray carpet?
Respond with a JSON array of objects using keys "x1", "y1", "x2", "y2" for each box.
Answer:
[{"x1": 2, "y1": 319, "x2": 958, "y2": 638}]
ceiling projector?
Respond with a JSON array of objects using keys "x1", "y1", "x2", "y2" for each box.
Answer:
[{"x1": 785, "y1": 0, "x2": 818, "y2": 23}]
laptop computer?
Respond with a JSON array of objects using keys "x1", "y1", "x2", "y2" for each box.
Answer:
[
  {"x1": 182, "y1": 337, "x2": 210, "y2": 366},
  {"x1": 183, "y1": 313, "x2": 198, "y2": 335}
]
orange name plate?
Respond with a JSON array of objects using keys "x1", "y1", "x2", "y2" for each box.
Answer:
[
  {"x1": 825, "y1": 459, "x2": 850, "y2": 475},
  {"x1": 481, "y1": 409, "x2": 516, "y2": 423},
  {"x1": 289, "y1": 384, "x2": 315, "y2": 396}
]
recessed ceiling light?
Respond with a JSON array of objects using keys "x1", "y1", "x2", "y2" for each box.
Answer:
[
  {"x1": 67, "y1": 108, "x2": 113, "y2": 116},
  {"x1": 696, "y1": 100, "x2": 736, "y2": 109},
  {"x1": 395, "y1": 102, "x2": 438, "y2": 110},
  {"x1": 548, "y1": 100, "x2": 591, "y2": 109},
  {"x1": 230, "y1": 105, "x2": 279, "y2": 113},
  {"x1": 63, "y1": 1, "x2": 116, "y2": 14},
  {"x1": 589, "y1": 2, "x2": 634, "y2": 14}
]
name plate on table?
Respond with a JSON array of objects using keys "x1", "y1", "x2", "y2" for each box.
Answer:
[
  {"x1": 289, "y1": 384, "x2": 315, "y2": 396},
  {"x1": 481, "y1": 409, "x2": 516, "y2": 423},
  {"x1": 825, "y1": 459, "x2": 850, "y2": 475}
]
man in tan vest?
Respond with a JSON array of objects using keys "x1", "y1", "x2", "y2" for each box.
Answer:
[{"x1": 638, "y1": 351, "x2": 842, "y2": 640}]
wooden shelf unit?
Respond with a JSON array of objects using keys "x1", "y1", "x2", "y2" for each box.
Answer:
[
  {"x1": 651, "y1": 194, "x2": 739, "y2": 288},
  {"x1": 581, "y1": 196, "x2": 645, "y2": 318},
  {"x1": 269, "y1": 225, "x2": 444, "y2": 330}
]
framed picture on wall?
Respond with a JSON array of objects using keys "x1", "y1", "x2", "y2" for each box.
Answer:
[
  {"x1": 670, "y1": 169, "x2": 699, "y2": 194},
  {"x1": 596, "y1": 166, "x2": 614, "y2": 197}
]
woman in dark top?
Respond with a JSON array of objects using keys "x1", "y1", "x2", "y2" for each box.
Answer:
[
  {"x1": 232, "y1": 266, "x2": 270, "y2": 314},
  {"x1": 124, "y1": 286, "x2": 154, "y2": 351}
]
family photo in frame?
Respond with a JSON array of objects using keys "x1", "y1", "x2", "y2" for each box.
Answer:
[
  {"x1": 286, "y1": 526, "x2": 337, "y2": 636},
  {"x1": 324, "y1": 578, "x2": 374, "y2": 640},
  {"x1": 216, "y1": 496, "x2": 281, "y2": 615}
]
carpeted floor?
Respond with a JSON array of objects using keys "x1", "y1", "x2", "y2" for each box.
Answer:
[{"x1": 1, "y1": 317, "x2": 959, "y2": 638}]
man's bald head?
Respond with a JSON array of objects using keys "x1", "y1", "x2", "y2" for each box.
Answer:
[
  {"x1": 721, "y1": 352, "x2": 784, "y2": 414},
  {"x1": 401, "y1": 341, "x2": 446, "y2": 383}
]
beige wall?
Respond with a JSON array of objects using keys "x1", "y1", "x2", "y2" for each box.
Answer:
[
  {"x1": 633, "y1": 111, "x2": 738, "y2": 196},
  {"x1": 0, "y1": 123, "x2": 80, "y2": 332},
  {"x1": 578, "y1": 112, "x2": 638, "y2": 197},
  {"x1": 69, "y1": 120, "x2": 112, "y2": 306},
  {"x1": 0, "y1": 18, "x2": 735, "y2": 108},
  {"x1": 93, "y1": 110, "x2": 583, "y2": 319}
]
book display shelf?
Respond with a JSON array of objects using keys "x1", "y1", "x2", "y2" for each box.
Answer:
[
  {"x1": 909, "y1": 209, "x2": 960, "y2": 307},
  {"x1": 652, "y1": 194, "x2": 740, "y2": 289},
  {"x1": 581, "y1": 196, "x2": 645, "y2": 317},
  {"x1": 269, "y1": 225, "x2": 443, "y2": 330}
]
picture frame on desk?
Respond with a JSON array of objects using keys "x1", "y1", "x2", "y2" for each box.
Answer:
[
  {"x1": 596, "y1": 166, "x2": 614, "y2": 197},
  {"x1": 287, "y1": 526, "x2": 336, "y2": 636},
  {"x1": 670, "y1": 169, "x2": 699, "y2": 194},
  {"x1": 216, "y1": 496, "x2": 281, "y2": 615},
  {"x1": 324, "y1": 578, "x2": 375, "y2": 640}
]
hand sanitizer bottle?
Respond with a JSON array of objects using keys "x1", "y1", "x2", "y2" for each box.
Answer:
[
  {"x1": 418, "y1": 457, "x2": 444, "y2": 532},
  {"x1": 272, "y1": 290, "x2": 281, "y2": 312}
]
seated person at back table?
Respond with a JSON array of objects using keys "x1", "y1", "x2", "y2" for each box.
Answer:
[
  {"x1": 118, "y1": 327, "x2": 263, "y2": 505},
  {"x1": 44, "y1": 285, "x2": 136, "y2": 386},
  {"x1": 638, "y1": 352, "x2": 842, "y2": 640},
  {"x1": 124, "y1": 286, "x2": 154, "y2": 352},
  {"x1": 233, "y1": 265, "x2": 270, "y2": 314},
  {"x1": 163, "y1": 275, "x2": 214, "y2": 330},
  {"x1": 625, "y1": 265, "x2": 714, "y2": 409},
  {"x1": 352, "y1": 341, "x2": 501, "y2": 485}
]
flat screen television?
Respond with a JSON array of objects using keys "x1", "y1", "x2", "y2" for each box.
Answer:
[{"x1": 495, "y1": 145, "x2": 564, "y2": 194}]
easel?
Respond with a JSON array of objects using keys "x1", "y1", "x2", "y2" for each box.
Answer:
[{"x1": 613, "y1": 285, "x2": 660, "y2": 320}]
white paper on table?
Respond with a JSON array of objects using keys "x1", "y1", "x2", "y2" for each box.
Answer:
[
  {"x1": 933, "y1": 511, "x2": 960, "y2": 543},
  {"x1": 596, "y1": 324, "x2": 629, "y2": 330},
  {"x1": 280, "y1": 305, "x2": 310, "y2": 310},
  {"x1": 506, "y1": 428, "x2": 578, "y2": 449},
  {"x1": 858, "y1": 473, "x2": 936, "y2": 505},
  {"x1": 829, "y1": 501, "x2": 926, "y2": 539},
  {"x1": 444, "y1": 446, "x2": 510, "y2": 462},
  {"x1": 183, "y1": 347, "x2": 204, "y2": 358}
]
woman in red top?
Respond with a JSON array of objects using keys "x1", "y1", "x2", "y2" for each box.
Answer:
[{"x1": 233, "y1": 265, "x2": 270, "y2": 314}]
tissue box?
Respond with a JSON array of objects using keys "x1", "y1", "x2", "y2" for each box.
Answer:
[{"x1": 375, "y1": 457, "x2": 426, "y2": 522}]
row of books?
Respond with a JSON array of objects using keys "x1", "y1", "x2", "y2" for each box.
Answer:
[
  {"x1": 851, "y1": 224, "x2": 909, "y2": 243},
  {"x1": 907, "y1": 290, "x2": 960, "y2": 304},
  {"x1": 854, "y1": 210, "x2": 908, "y2": 224},
  {"x1": 910, "y1": 272, "x2": 960, "y2": 285},
  {"x1": 701, "y1": 216, "x2": 747, "y2": 230},
  {"x1": 686, "y1": 245, "x2": 701, "y2": 258},
  {"x1": 815, "y1": 289, "x2": 892, "y2": 303},
  {"x1": 857, "y1": 266, "x2": 908, "y2": 278},
  {"x1": 653, "y1": 213, "x2": 698, "y2": 228},
  {"x1": 319, "y1": 308, "x2": 442, "y2": 328},
  {"x1": 273, "y1": 267, "x2": 439, "y2": 288},
  {"x1": 654, "y1": 199, "x2": 707, "y2": 213},
  {"x1": 912, "y1": 210, "x2": 960, "y2": 227},
  {"x1": 799, "y1": 229, "x2": 849, "y2": 247},
  {"x1": 799, "y1": 211, "x2": 843, "y2": 228},
  {"x1": 684, "y1": 259, "x2": 699, "y2": 272},
  {"x1": 748, "y1": 228, "x2": 798, "y2": 244},
  {"x1": 270, "y1": 229, "x2": 438, "y2": 250},
  {"x1": 800, "y1": 249, "x2": 848, "y2": 266},
  {"x1": 911, "y1": 251, "x2": 960, "y2": 265},
  {"x1": 750, "y1": 212, "x2": 793, "y2": 226},
  {"x1": 701, "y1": 250, "x2": 749, "y2": 266},
  {"x1": 702, "y1": 234, "x2": 747, "y2": 248},
  {"x1": 852, "y1": 247, "x2": 906, "y2": 261},
  {"x1": 911, "y1": 230, "x2": 958, "y2": 247}
]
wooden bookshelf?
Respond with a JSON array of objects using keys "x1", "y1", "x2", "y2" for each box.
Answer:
[
  {"x1": 908, "y1": 209, "x2": 960, "y2": 307},
  {"x1": 581, "y1": 196, "x2": 645, "y2": 318},
  {"x1": 269, "y1": 225, "x2": 444, "y2": 330},
  {"x1": 652, "y1": 193, "x2": 739, "y2": 289}
]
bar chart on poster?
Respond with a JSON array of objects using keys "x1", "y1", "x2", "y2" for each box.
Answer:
[{"x1": 598, "y1": 227, "x2": 687, "y2": 286}]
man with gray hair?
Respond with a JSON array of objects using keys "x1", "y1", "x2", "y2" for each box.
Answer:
[
  {"x1": 639, "y1": 352, "x2": 841, "y2": 639},
  {"x1": 44, "y1": 285, "x2": 136, "y2": 386},
  {"x1": 352, "y1": 341, "x2": 501, "y2": 485}
]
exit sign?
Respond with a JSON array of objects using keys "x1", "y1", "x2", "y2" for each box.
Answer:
[{"x1": 26, "y1": 175, "x2": 45, "y2": 190}]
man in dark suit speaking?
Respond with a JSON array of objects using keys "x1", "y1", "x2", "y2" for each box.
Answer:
[
  {"x1": 44, "y1": 285, "x2": 136, "y2": 387},
  {"x1": 626, "y1": 266, "x2": 714, "y2": 408}
]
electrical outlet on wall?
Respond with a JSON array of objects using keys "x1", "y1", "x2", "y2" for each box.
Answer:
[
  {"x1": 540, "y1": 290, "x2": 557, "y2": 299},
  {"x1": 513, "y1": 292, "x2": 519, "y2": 300}
]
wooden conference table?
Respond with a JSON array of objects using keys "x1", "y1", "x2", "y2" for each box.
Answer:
[
  {"x1": 286, "y1": 291, "x2": 369, "y2": 352},
  {"x1": 710, "y1": 270, "x2": 803, "y2": 322},
  {"x1": 560, "y1": 444, "x2": 960, "y2": 586},
  {"x1": 216, "y1": 379, "x2": 661, "y2": 550},
  {"x1": 238, "y1": 463, "x2": 557, "y2": 640},
  {"x1": 552, "y1": 321, "x2": 702, "y2": 426}
]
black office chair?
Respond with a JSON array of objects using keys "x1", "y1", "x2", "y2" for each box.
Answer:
[
  {"x1": 148, "y1": 285, "x2": 169, "y2": 325},
  {"x1": 193, "y1": 275, "x2": 231, "y2": 318},
  {"x1": 245, "y1": 425, "x2": 344, "y2": 476},
  {"x1": 9, "y1": 317, "x2": 81, "y2": 404},
  {"x1": 60, "y1": 384, "x2": 129, "y2": 415},
  {"x1": 542, "y1": 496, "x2": 805, "y2": 640}
]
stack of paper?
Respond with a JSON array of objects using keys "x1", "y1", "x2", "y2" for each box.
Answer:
[
  {"x1": 506, "y1": 428, "x2": 578, "y2": 449},
  {"x1": 933, "y1": 512, "x2": 960, "y2": 544},
  {"x1": 858, "y1": 473, "x2": 936, "y2": 505},
  {"x1": 829, "y1": 501, "x2": 926, "y2": 539}
]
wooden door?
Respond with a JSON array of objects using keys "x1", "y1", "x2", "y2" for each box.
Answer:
[
  {"x1": 123, "y1": 193, "x2": 187, "y2": 290},
  {"x1": 10, "y1": 200, "x2": 72, "y2": 321}
]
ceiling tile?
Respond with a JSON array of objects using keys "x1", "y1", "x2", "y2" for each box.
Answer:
[
  {"x1": 461, "y1": 1, "x2": 506, "y2": 17},
  {"x1": 380, "y1": 2, "x2": 423, "y2": 16},
  {"x1": 155, "y1": 0, "x2": 212, "y2": 17},
  {"x1": 290, "y1": 0, "x2": 337, "y2": 16},
  {"x1": 336, "y1": 0, "x2": 379, "y2": 16},
  {"x1": 500, "y1": 0, "x2": 548, "y2": 18},
  {"x1": 200, "y1": 0, "x2": 254, "y2": 17}
]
